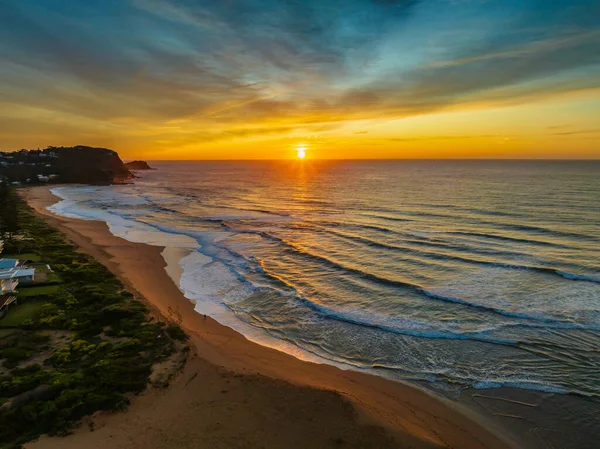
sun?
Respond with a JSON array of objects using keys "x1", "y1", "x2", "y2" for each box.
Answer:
[{"x1": 297, "y1": 147, "x2": 306, "y2": 159}]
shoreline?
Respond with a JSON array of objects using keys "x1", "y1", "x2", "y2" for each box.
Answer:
[{"x1": 22, "y1": 185, "x2": 517, "y2": 449}]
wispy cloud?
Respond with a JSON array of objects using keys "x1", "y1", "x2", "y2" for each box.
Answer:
[{"x1": 0, "y1": 0, "x2": 599, "y2": 154}]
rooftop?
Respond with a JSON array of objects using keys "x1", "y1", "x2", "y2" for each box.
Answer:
[
  {"x1": 0, "y1": 259, "x2": 20, "y2": 269},
  {"x1": 0, "y1": 268, "x2": 35, "y2": 280}
]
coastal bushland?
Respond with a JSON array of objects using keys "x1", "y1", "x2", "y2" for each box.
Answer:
[{"x1": 0, "y1": 188, "x2": 186, "y2": 448}]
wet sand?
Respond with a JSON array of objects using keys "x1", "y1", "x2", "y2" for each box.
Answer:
[{"x1": 22, "y1": 185, "x2": 519, "y2": 449}]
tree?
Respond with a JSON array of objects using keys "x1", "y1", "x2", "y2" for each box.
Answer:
[{"x1": 3, "y1": 188, "x2": 19, "y2": 240}]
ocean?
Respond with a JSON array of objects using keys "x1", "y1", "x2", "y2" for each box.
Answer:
[{"x1": 48, "y1": 160, "x2": 600, "y2": 398}]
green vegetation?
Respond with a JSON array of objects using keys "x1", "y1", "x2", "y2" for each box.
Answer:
[
  {"x1": 0, "y1": 302, "x2": 44, "y2": 327},
  {"x1": 0, "y1": 330, "x2": 14, "y2": 339},
  {"x1": 14, "y1": 285, "x2": 61, "y2": 298},
  {"x1": 2, "y1": 254, "x2": 42, "y2": 263},
  {"x1": 0, "y1": 188, "x2": 184, "y2": 448},
  {"x1": 0, "y1": 182, "x2": 18, "y2": 241},
  {"x1": 165, "y1": 325, "x2": 188, "y2": 342}
]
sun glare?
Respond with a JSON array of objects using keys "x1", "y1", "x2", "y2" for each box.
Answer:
[{"x1": 297, "y1": 147, "x2": 306, "y2": 159}]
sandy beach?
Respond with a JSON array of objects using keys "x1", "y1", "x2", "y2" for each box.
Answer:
[{"x1": 21, "y1": 185, "x2": 518, "y2": 449}]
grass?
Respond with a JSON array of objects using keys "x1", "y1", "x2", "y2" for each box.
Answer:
[
  {"x1": 0, "y1": 301, "x2": 44, "y2": 327},
  {"x1": 0, "y1": 329, "x2": 15, "y2": 339},
  {"x1": 2, "y1": 253, "x2": 41, "y2": 262},
  {"x1": 17, "y1": 285, "x2": 61, "y2": 297},
  {"x1": 29, "y1": 263, "x2": 63, "y2": 285},
  {"x1": 45, "y1": 272, "x2": 62, "y2": 284}
]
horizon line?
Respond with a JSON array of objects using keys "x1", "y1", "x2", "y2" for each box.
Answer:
[{"x1": 134, "y1": 157, "x2": 600, "y2": 162}]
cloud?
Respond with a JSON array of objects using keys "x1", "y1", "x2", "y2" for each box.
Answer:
[
  {"x1": 551, "y1": 128, "x2": 600, "y2": 136},
  {"x1": 0, "y1": 0, "x2": 599, "y2": 152}
]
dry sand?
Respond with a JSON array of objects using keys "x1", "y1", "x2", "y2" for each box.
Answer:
[{"x1": 22, "y1": 186, "x2": 519, "y2": 449}]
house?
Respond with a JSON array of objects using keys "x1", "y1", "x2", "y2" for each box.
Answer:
[
  {"x1": 0, "y1": 259, "x2": 20, "y2": 270},
  {"x1": 0, "y1": 295, "x2": 17, "y2": 319},
  {"x1": 0, "y1": 268, "x2": 35, "y2": 284},
  {"x1": 0, "y1": 278, "x2": 18, "y2": 294}
]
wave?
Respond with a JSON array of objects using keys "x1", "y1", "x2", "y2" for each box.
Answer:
[
  {"x1": 252, "y1": 268, "x2": 520, "y2": 345},
  {"x1": 258, "y1": 227, "x2": 600, "y2": 286},
  {"x1": 318, "y1": 227, "x2": 526, "y2": 264},
  {"x1": 250, "y1": 260, "x2": 600, "y2": 351},
  {"x1": 144, "y1": 195, "x2": 293, "y2": 221},
  {"x1": 357, "y1": 213, "x2": 416, "y2": 223},
  {"x1": 421, "y1": 290, "x2": 575, "y2": 324},
  {"x1": 445, "y1": 230, "x2": 571, "y2": 248},
  {"x1": 343, "y1": 207, "x2": 599, "y2": 245},
  {"x1": 472, "y1": 380, "x2": 597, "y2": 398},
  {"x1": 464, "y1": 219, "x2": 600, "y2": 244},
  {"x1": 245, "y1": 235, "x2": 592, "y2": 326},
  {"x1": 556, "y1": 271, "x2": 600, "y2": 283},
  {"x1": 317, "y1": 224, "x2": 549, "y2": 261}
]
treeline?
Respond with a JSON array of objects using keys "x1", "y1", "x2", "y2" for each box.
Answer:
[
  {"x1": 0, "y1": 194, "x2": 187, "y2": 448},
  {"x1": 0, "y1": 183, "x2": 18, "y2": 242},
  {"x1": 0, "y1": 146, "x2": 132, "y2": 185}
]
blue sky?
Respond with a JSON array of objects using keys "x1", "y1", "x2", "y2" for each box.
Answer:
[{"x1": 0, "y1": 0, "x2": 599, "y2": 158}]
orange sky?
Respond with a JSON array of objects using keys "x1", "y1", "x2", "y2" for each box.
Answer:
[{"x1": 1, "y1": 0, "x2": 599, "y2": 160}]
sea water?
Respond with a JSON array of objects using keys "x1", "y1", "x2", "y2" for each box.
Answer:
[{"x1": 48, "y1": 160, "x2": 600, "y2": 398}]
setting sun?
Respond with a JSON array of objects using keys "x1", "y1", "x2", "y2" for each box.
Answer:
[{"x1": 297, "y1": 148, "x2": 306, "y2": 159}]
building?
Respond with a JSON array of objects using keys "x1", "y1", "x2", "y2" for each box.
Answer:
[
  {"x1": 0, "y1": 295, "x2": 17, "y2": 319},
  {"x1": 0, "y1": 259, "x2": 20, "y2": 270},
  {"x1": 0, "y1": 268, "x2": 35, "y2": 284},
  {"x1": 0, "y1": 278, "x2": 18, "y2": 294}
]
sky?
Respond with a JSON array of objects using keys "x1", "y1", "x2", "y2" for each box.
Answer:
[{"x1": 0, "y1": 0, "x2": 599, "y2": 160}]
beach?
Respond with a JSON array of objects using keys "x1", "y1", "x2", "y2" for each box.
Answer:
[{"x1": 20, "y1": 185, "x2": 517, "y2": 449}]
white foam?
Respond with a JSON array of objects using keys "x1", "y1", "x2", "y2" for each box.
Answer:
[
  {"x1": 49, "y1": 187, "x2": 199, "y2": 250},
  {"x1": 46, "y1": 186, "x2": 348, "y2": 369}
]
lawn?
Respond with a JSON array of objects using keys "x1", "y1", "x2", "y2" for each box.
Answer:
[
  {"x1": 2, "y1": 253, "x2": 41, "y2": 262},
  {"x1": 0, "y1": 301, "x2": 44, "y2": 327},
  {"x1": 0, "y1": 329, "x2": 15, "y2": 339},
  {"x1": 17, "y1": 285, "x2": 61, "y2": 297},
  {"x1": 29, "y1": 263, "x2": 62, "y2": 284}
]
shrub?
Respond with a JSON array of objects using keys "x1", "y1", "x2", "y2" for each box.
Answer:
[
  {"x1": 166, "y1": 325, "x2": 188, "y2": 342},
  {"x1": 1, "y1": 347, "x2": 31, "y2": 363},
  {"x1": 0, "y1": 192, "x2": 177, "y2": 447}
]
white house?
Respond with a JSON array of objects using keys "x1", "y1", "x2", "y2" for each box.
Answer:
[
  {"x1": 0, "y1": 295, "x2": 17, "y2": 318},
  {"x1": 0, "y1": 278, "x2": 18, "y2": 294},
  {"x1": 0, "y1": 268, "x2": 35, "y2": 284},
  {"x1": 0, "y1": 259, "x2": 20, "y2": 270}
]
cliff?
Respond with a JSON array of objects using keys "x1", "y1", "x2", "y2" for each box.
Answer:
[
  {"x1": 0, "y1": 146, "x2": 133, "y2": 185},
  {"x1": 125, "y1": 160, "x2": 153, "y2": 170}
]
